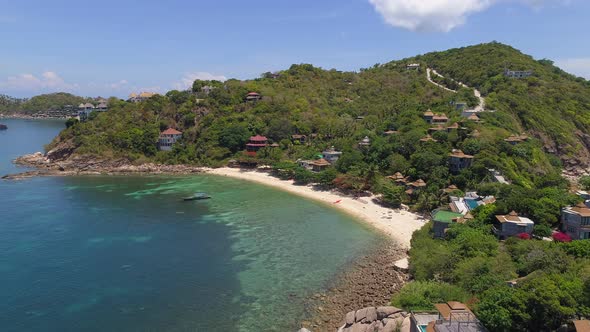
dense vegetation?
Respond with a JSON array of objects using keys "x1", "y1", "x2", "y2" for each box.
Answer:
[
  {"x1": 0, "y1": 92, "x2": 90, "y2": 115},
  {"x1": 394, "y1": 210, "x2": 590, "y2": 331}
]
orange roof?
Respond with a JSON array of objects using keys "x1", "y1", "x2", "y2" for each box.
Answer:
[
  {"x1": 574, "y1": 320, "x2": 590, "y2": 332},
  {"x1": 449, "y1": 149, "x2": 474, "y2": 159},
  {"x1": 311, "y1": 158, "x2": 331, "y2": 166},
  {"x1": 434, "y1": 302, "x2": 473, "y2": 320},
  {"x1": 161, "y1": 128, "x2": 182, "y2": 135},
  {"x1": 433, "y1": 114, "x2": 448, "y2": 120},
  {"x1": 447, "y1": 122, "x2": 459, "y2": 129},
  {"x1": 570, "y1": 203, "x2": 590, "y2": 217}
]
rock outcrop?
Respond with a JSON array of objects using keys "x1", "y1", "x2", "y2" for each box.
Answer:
[{"x1": 336, "y1": 306, "x2": 410, "y2": 332}]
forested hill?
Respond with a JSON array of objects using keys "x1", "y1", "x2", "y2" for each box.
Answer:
[
  {"x1": 48, "y1": 43, "x2": 589, "y2": 199},
  {"x1": 0, "y1": 92, "x2": 90, "y2": 115},
  {"x1": 408, "y1": 42, "x2": 590, "y2": 169}
]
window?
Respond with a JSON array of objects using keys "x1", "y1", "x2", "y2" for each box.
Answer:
[
  {"x1": 582, "y1": 217, "x2": 590, "y2": 226},
  {"x1": 568, "y1": 226, "x2": 577, "y2": 234},
  {"x1": 582, "y1": 232, "x2": 590, "y2": 240}
]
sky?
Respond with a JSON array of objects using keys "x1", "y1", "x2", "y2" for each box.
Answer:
[{"x1": 0, "y1": 0, "x2": 589, "y2": 98}]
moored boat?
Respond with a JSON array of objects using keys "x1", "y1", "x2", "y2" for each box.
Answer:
[
  {"x1": 0, "y1": 123, "x2": 7, "y2": 130},
  {"x1": 183, "y1": 192, "x2": 211, "y2": 201}
]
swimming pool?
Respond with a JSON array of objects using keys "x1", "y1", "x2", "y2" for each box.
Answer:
[{"x1": 465, "y1": 198, "x2": 480, "y2": 210}]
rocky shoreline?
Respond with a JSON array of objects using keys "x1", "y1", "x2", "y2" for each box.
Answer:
[
  {"x1": 3, "y1": 152, "x2": 206, "y2": 180},
  {"x1": 301, "y1": 242, "x2": 409, "y2": 331}
]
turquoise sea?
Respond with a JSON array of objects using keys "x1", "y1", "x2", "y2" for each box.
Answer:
[{"x1": 0, "y1": 119, "x2": 384, "y2": 331}]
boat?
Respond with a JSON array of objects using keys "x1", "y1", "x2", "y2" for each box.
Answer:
[
  {"x1": 183, "y1": 192, "x2": 211, "y2": 201},
  {"x1": 0, "y1": 124, "x2": 7, "y2": 130}
]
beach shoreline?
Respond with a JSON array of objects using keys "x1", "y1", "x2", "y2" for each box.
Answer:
[{"x1": 205, "y1": 167, "x2": 425, "y2": 249}]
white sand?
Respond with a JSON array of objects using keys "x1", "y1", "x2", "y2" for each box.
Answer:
[{"x1": 205, "y1": 167, "x2": 426, "y2": 248}]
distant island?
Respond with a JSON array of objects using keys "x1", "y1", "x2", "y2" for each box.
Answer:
[{"x1": 9, "y1": 42, "x2": 590, "y2": 331}]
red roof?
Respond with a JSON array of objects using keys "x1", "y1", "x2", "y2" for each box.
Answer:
[
  {"x1": 161, "y1": 128, "x2": 182, "y2": 135},
  {"x1": 250, "y1": 135, "x2": 268, "y2": 141}
]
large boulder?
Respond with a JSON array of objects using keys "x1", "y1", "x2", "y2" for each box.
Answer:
[
  {"x1": 362, "y1": 307, "x2": 378, "y2": 323},
  {"x1": 376, "y1": 306, "x2": 403, "y2": 320},
  {"x1": 345, "y1": 311, "x2": 356, "y2": 325}
]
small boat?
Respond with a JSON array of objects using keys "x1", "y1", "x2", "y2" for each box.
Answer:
[
  {"x1": 183, "y1": 192, "x2": 211, "y2": 201},
  {"x1": 0, "y1": 124, "x2": 7, "y2": 130}
]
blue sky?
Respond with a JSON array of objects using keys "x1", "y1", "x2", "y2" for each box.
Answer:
[{"x1": 0, "y1": 0, "x2": 588, "y2": 98}]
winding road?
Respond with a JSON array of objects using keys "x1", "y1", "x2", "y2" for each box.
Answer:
[{"x1": 426, "y1": 67, "x2": 485, "y2": 112}]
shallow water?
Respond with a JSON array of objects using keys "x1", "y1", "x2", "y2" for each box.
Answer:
[{"x1": 0, "y1": 119, "x2": 384, "y2": 331}]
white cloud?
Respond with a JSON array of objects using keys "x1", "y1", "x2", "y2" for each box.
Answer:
[
  {"x1": 108, "y1": 79, "x2": 129, "y2": 90},
  {"x1": 368, "y1": 0, "x2": 569, "y2": 32},
  {"x1": 172, "y1": 72, "x2": 227, "y2": 90},
  {"x1": 0, "y1": 71, "x2": 79, "y2": 92},
  {"x1": 555, "y1": 58, "x2": 590, "y2": 79}
]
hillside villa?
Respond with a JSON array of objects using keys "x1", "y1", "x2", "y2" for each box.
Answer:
[
  {"x1": 158, "y1": 128, "x2": 183, "y2": 151},
  {"x1": 561, "y1": 203, "x2": 590, "y2": 240},
  {"x1": 493, "y1": 211, "x2": 534, "y2": 239},
  {"x1": 358, "y1": 136, "x2": 371, "y2": 147},
  {"x1": 431, "y1": 209, "x2": 468, "y2": 238},
  {"x1": 245, "y1": 92, "x2": 262, "y2": 101},
  {"x1": 504, "y1": 134, "x2": 529, "y2": 145},
  {"x1": 245, "y1": 135, "x2": 268, "y2": 156},
  {"x1": 449, "y1": 192, "x2": 496, "y2": 215},
  {"x1": 449, "y1": 149, "x2": 474, "y2": 174},
  {"x1": 504, "y1": 69, "x2": 533, "y2": 78},
  {"x1": 410, "y1": 301, "x2": 487, "y2": 332},
  {"x1": 128, "y1": 91, "x2": 158, "y2": 103},
  {"x1": 78, "y1": 102, "x2": 108, "y2": 121},
  {"x1": 423, "y1": 110, "x2": 449, "y2": 125},
  {"x1": 406, "y1": 63, "x2": 420, "y2": 70},
  {"x1": 322, "y1": 146, "x2": 342, "y2": 164}
]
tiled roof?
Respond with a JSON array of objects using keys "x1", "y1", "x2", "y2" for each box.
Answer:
[{"x1": 161, "y1": 128, "x2": 182, "y2": 135}]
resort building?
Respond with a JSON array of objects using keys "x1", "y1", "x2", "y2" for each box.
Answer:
[
  {"x1": 493, "y1": 211, "x2": 534, "y2": 239},
  {"x1": 424, "y1": 111, "x2": 449, "y2": 125},
  {"x1": 383, "y1": 129, "x2": 398, "y2": 136},
  {"x1": 488, "y1": 168, "x2": 510, "y2": 184},
  {"x1": 158, "y1": 128, "x2": 183, "y2": 151},
  {"x1": 467, "y1": 113, "x2": 481, "y2": 122},
  {"x1": 406, "y1": 63, "x2": 420, "y2": 70},
  {"x1": 429, "y1": 125, "x2": 446, "y2": 133},
  {"x1": 322, "y1": 146, "x2": 342, "y2": 164},
  {"x1": 291, "y1": 134, "x2": 307, "y2": 144},
  {"x1": 449, "y1": 149, "x2": 474, "y2": 174},
  {"x1": 454, "y1": 101, "x2": 468, "y2": 111},
  {"x1": 504, "y1": 134, "x2": 529, "y2": 145},
  {"x1": 432, "y1": 114, "x2": 449, "y2": 125},
  {"x1": 449, "y1": 192, "x2": 496, "y2": 215},
  {"x1": 446, "y1": 122, "x2": 460, "y2": 132},
  {"x1": 420, "y1": 134, "x2": 437, "y2": 143},
  {"x1": 573, "y1": 320, "x2": 590, "y2": 332},
  {"x1": 431, "y1": 209, "x2": 466, "y2": 238},
  {"x1": 504, "y1": 69, "x2": 533, "y2": 78},
  {"x1": 78, "y1": 102, "x2": 108, "y2": 122},
  {"x1": 128, "y1": 92, "x2": 158, "y2": 103},
  {"x1": 405, "y1": 179, "x2": 427, "y2": 196},
  {"x1": 200, "y1": 85, "x2": 215, "y2": 95},
  {"x1": 411, "y1": 302, "x2": 487, "y2": 332},
  {"x1": 561, "y1": 203, "x2": 590, "y2": 240},
  {"x1": 358, "y1": 136, "x2": 371, "y2": 147},
  {"x1": 388, "y1": 172, "x2": 409, "y2": 185},
  {"x1": 245, "y1": 135, "x2": 268, "y2": 156},
  {"x1": 310, "y1": 158, "x2": 331, "y2": 172},
  {"x1": 423, "y1": 110, "x2": 434, "y2": 123},
  {"x1": 245, "y1": 92, "x2": 262, "y2": 101},
  {"x1": 576, "y1": 191, "x2": 590, "y2": 208}
]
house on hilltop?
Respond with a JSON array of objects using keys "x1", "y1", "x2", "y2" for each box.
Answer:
[
  {"x1": 504, "y1": 134, "x2": 529, "y2": 145},
  {"x1": 562, "y1": 203, "x2": 590, "y2": 240},
  {"x1": 406, "y1": 63, "x2": 420, "y2": 70},
  {"x1": 158, "y1": 128, "x2": 183, "y2": 151},
  {"x1": 128, "y1": 92, "x2": 158, "y2": 103}
]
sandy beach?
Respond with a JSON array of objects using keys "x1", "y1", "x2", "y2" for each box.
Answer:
[{"x1": 206, "y1": 167, "x2": 426, "y2": 248}]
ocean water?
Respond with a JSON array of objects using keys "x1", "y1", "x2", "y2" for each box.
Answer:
[{"x1": 0, "y1": 119, "x2": 384, "y2": 331}]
